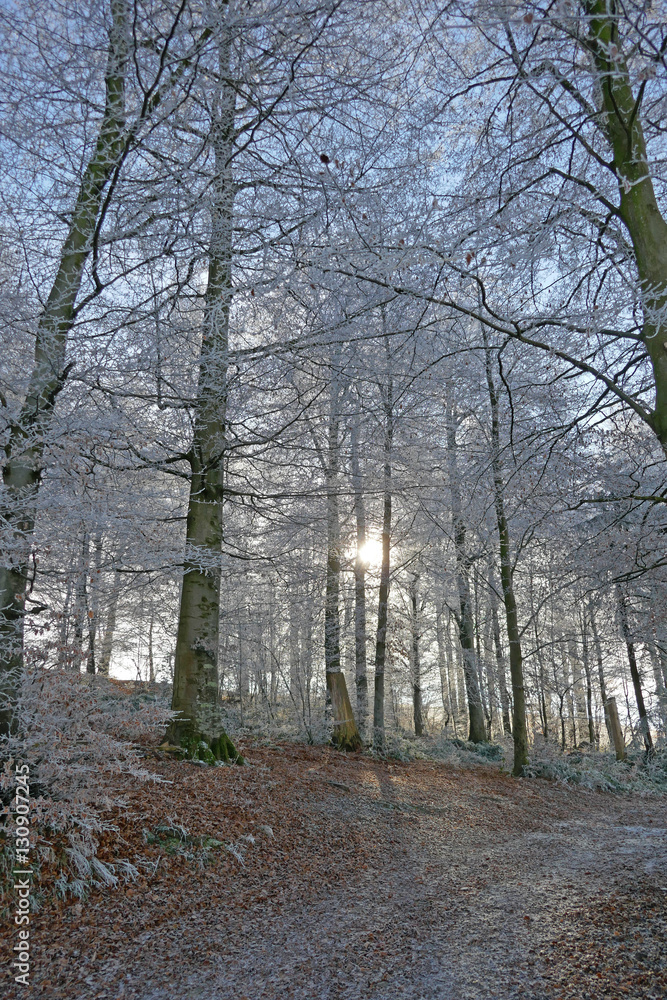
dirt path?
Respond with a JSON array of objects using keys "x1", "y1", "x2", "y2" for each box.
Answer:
[{"x1": 8, "y1": 744, "x2": 667, "y2": 999}]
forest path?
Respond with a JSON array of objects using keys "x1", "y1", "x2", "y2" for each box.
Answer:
[{"x1": 22, "y1": 744, "x2": 667, "y2": 1000}]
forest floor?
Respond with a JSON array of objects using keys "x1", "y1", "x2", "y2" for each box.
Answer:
[{"x1": 4, "y1": 741, "x2": 667, "y2": 1000}]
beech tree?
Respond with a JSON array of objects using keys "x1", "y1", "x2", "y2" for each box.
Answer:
[
  {"x1": 446, "y1": 409, "x2": 487, "y2": 743},
  {"x1": 430, "y1": 1, "x2": 667, "y2": 451},
  {"x1": 3, "y1": 0, "x2": 666, "y2": 773},
  {"x1": 0, "y1": 0, "x2": 202, "y2": 733},
  {"x1": 165, "y1": 1, "x2": 238, "y2": 758},
  {"x1": 483, "y1": 329, "x2": 528, "y2": 773}
]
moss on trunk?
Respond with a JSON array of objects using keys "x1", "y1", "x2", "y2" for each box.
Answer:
[
  {"x1": 327, "y1": 670, "x2": 362, "y2": 752},
  {"x1": 167, "y1": 716, "x2": 243, "y2": 765}
]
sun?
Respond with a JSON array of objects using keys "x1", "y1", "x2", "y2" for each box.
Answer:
[{"x1": 357, "y1": 538, "x2": 383, "y2": 567}]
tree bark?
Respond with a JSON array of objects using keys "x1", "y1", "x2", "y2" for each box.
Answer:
[
  {"x1": 584, "y1": 2, "x2": 667, "y2": 450},
  {"x1": 98, "y1": 570, "x2": 120, "y2": 677},
  {"x1": 289, "y1": 585, "x2": 302, "y2": 715},
  {"x1": 580, "y1": 623, "x2": 596, "y2": 746},
  {"x1": 446, "y1": 416, "x2": 486, "y2": 743},
  {"x1": 656, "y1": 620, "x2": 667, "y2": 695},
  {"x1": 87, "y1": 536, "x2": 103, "y2": 676},
  {"x1": 564, "y1": 640, "x2": 577, "y2": 748},
  {"x1": 606, "y1": 696, "x2": 627, "y2": 762},
  {"x1": 58, "y1": 574, "x2": 74, "y2": 671},
  {"x1": 482, "y1": 334, "x2": 527, "y2": 771},
  {"x1": 73, "y1": 532, "x2": 94, "y2": 674},
  {"x1": 148, "y1": 613, "x2": 155, "y2": 684},
  {"x1": 489, "y1": 577, "x2": 512, "y2": 736},
  {"x1": 589, "y1": 600, "x2": 614, "y2": 748},
  {"x1": 350, "y1": 421, "x2": 368, "y2": 736},
  {"x1": 436, "y1": 603, "x2": 456, "y2": 732},
  {"x1": 474, "y1": 575, "x2": 492, "y2": 737},
  {"x1": 617, "y1": 586, "x2": 653, "y2": 754},
  {"x1": 0, "y1": 0, "x2": 129, "y2": 733},
  {"x1": 647, "y1": 642, "x2": 667, "y2": 740},
  {"x1": 410, "y1": 574, "x2": 424, "y2": 737},
  {"x1": 324, "y1": 376, "x2": 361, "y2": 752},
  {"x1": 168, "y1": 19, "x2": 240, "y2": 763},
  {"x1": 373, "y1": 340, "x2": 394, "y2": 751}
]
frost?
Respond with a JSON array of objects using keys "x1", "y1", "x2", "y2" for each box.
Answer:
[{"x1": 0, "y1": 667, "x2": 174, "y2": 906}]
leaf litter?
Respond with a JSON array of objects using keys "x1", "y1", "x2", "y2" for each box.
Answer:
[{"x1": 2, "y1": 741, "x2": 666, "y2": 999}]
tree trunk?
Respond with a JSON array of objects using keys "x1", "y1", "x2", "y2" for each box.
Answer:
[
  {"x1": 564, "y1": 641, "x2": 577, "y2": 749},
  {"x1": 148, "y1": 613, "x2": 155, "y2": 684},
  {"x1": 410, "y1": 574, "x2": 424, "y2": 737},
  {"x1": 269, "y1": 617, "x2": 279, "y2": 711},
  {"x1": 73, "y1": 532, "x2": 93, "y2": 674},
  {"x1": 474, "y1": 575, "x2": 492, "y2": 737},
  {"x1": 58, "y1": 574, "x2": 74, "y2": 670},
  {"x1": 452, "y1": 543, "x2": 485, "y2": 744},
  {"x1": 0, "y1": 0, "x2": 129, "y2": 733},
  {"x1": 647, "y1": 643, "x2": 667, "y2": 740},
  {"x1": 303, "y1": 597, "x2": 314, "y2": 733},
  {"x1": 350, "y1": 421, "x2": 368, "y2": 736},
  {"x1": 656, "y1": 619, "x2": 667, "y2": 694},
  {"x1": 436, "y1": 604, "x2": 455, "y2": 731},
  {"x1": 606, "y1": 696, "x2": 627, "y2": 762},
  {"x1": 456, "y1": 635, "x2": 466, "y2": 723},
  {"x1": 373, "y1": 341, "x2": 393, "y2": 751},
  {"x1": 87, "y1": 536, "x2": 103, "y2": 676},
  {"x1": 482, "y1": 597, "x2": 497, "y2": 738},
  {"x1": 589, "y1": 601, "x2": 614, "y2": 748},
  {"x1": 168, "y1": 22, "x2": 240, "y2": 764},
  {"x1": 569, "y1": 639, "x2": 589, "y2": 746},
  {"x1": 490, "y1": 591, "x2": 512, "y2": 736},
  {"x1": 617, "y1": 586, "x2": 653, "y2": 754},
  {"x1": 558, "y1": 693, "x2": 567, "y2": 751},
  {"x1": 324, "y1": 376, "x2": 361, "y2": 752},
  {"x1": 580, "y1": 622, "x2": 596, "y2": 745},
  {"x1": 483, "y1": 334, "x2": 527, "y2": 771},
  {"x1": 447, "y1": 614, "x2": 462, "y2": 726},
  {"x1": 98, "y1": 570, "x2": 120, "y2": 677},
  {"x1": 237, "y1": 615, "x2": 249, "y2": 722},
  {"x1": 538, "y1": 669, "x2": 548, "y2": 743},
  {"x1": 289, "y1": 585, "x2": 302, "y2": 716},
  {"x1": 584, "y1": 2, "x2": 667, "y2": 451},
  {"x1": 446, "y1": 417, "x2": 486, "y2": 743}
]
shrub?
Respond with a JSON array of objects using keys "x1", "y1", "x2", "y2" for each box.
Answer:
[{"x1": 0, "y1": 667, "x2": 174, "y2": 909}]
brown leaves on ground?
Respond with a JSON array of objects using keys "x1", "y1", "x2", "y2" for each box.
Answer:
[{"x1": 2, "y1": 742, "x2": 666, "y2": 999}]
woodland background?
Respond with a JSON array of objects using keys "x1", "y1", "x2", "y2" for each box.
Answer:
[{"x1": 1, "y1": 0, "x2": 667, "y2": 916}]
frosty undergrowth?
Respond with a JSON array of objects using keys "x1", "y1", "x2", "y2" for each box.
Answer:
[
  {"x1": 365, "y1": 731, "x2": 667, "y2": 793},
  {"x1": 0, "y1": 668, "x2": 175, "y2": 910},
  {"x1": 523, "y1": 745, "x2": 667, "y2": 794},
  {"x1": 221, "y1": 708, "x2": 667, "y2": 793}
]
